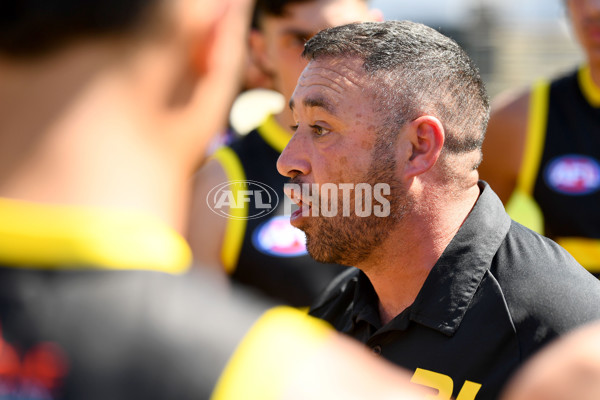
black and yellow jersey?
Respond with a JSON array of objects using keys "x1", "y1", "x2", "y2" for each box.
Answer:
[
  {"x1": 311, "y1": 182, "x2": 600, "y2": 400},
  {"x1": 210, "y1": 115, "x2": 347, "y2": 307},
  {"x1": 508, "y1": 65, "x2": 600, "y2": 273},
  {"x1": 0, "y1": 197, "x2": 332, "y2": 399}
]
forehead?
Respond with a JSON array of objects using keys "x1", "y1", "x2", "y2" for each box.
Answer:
[
  {"x1": 265, "y1": 0, "x2": 370, "y2": 34},
  {"x1": 291, "y1": 57, "x2": 370, "y2": 112}
]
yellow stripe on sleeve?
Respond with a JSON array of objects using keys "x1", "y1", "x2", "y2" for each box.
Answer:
[
  {"x1": 556, "y1": 237, "x2": 600, "y2": 272},
  {"x1": 0, "y1": 198, "x2": 191, "y2": 274},
  {"x1": 578, "y1": 64, "x2": 600, "y2": 108},
  {"x1": 210, "y1": 306, "x2": 332, "y2": 400},
  {"x1": 506, "y1": 80, "x2": 550, "y2": 234},
  {"x1": 210, "y1": 147, "x2": 248, "y2": 275},
  {"x1": 257, "y1": 115, "x2": 292, "y2": 154},
  {"x1": 518, "y1": 79, "x2": 550, "y2": 197}
]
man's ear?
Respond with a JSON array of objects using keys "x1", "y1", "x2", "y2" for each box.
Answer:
[
  {"x1": 190, "y1": 6, "x2": 224, "y2": 77},
  {"x1": 165, "y1": 0, "x2": 253, "y2": 169},
  {"x1": 401, "y1": 115, "x2": 445, "y2": 179}
]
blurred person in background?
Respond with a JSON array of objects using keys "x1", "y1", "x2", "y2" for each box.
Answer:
[
  {"x1": 0, "y1": 0, "x2": 434, "y2": 398},
  {"x1": 479, "y1": 0, "x2": 600, "y2": 275},
  {"x1": 188, "y1": 0, "x2": 382, "y2": 308}
]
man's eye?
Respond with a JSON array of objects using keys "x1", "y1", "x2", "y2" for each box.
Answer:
[
  {"x1": 290, "y1": 124, "x2": 299, "y2": 132},
  {"x1": 310, "y1": 125, "x2": 331, "y2": 136}
]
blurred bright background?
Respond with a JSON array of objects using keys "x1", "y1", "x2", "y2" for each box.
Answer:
[
  {"x1": 231, "y1": 0, "x2": 583, "y2": 133},
  {"x1": 372, "y1": 0, "x2": 582, "y2": 96}
]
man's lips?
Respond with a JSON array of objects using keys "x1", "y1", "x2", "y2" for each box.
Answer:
[
  {"x1": 284, "y1": 185, "x2": 313, "y2": 223},
  {"x1": 291, "y1": 199, "x2": 312, "y2": 221},
  {"x1": 284, "y1": 184, "x2": 313, "y2": 209}
]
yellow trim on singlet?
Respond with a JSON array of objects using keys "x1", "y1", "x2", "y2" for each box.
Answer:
[
  {"x1": 213, "y1": 117, "x2": 290, "y2": 274},
  {"x1": 556, "y1": 238, "x2": 600, "y2": 272},
  {"x1": 257, "y1": 115, "x2": 293, "y2": 153},
  {"x1": 578, "y1": 64, "x2": 600, "y2": 108},
  {"x1": 506, "y1": 80, "x2": 550, "y2": 234},
  {"x1": 210, "y1": 306, "x2": 332, "y2": 400},
  {"x1": 509, "y1": 72, "x2": 600, "y2": 270},
  {"x1": 0, "y1": 197, "x2": 191, "y2": 273},
  {"x1": 518, "y1": 79, "x2": 551, "y2": 197},
  {"x1": 211, "y1": 146, "x2": 248, "y2": 274}
]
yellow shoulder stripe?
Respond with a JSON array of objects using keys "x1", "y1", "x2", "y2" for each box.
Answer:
[
  {"x1": 505, "y1": 190, "x2": 544, "y2": 234},
  {"x1": 211, "y1": 147, "x2": 248, "y2": 275},
  {"x1": 257, "y1": 115, "x2": 292, "y2": 154},
  {"x1": 0, "y1": 197, "x2": 191, "y2": 274},
  {"x1": 578, "y1": 65, "x2": 600, "y2": 108},
  {"x1": 210, "y1": 306, "x2": 332, "y2": 400},
  {"x1": 556, "y1": 237, "x2": 600, "y2": 272},
  {"x1": 506, "y1": 80, "x2": 550, "y2": 234},
  {"x1": 518, "y1": 79, "x2": 550, "y2": 197}
]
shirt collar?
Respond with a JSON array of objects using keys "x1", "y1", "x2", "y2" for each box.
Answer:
[
  {"x1": 352, "y1": 272, "x2": 382, "y2": 329},
  {"x1": 409, "y1": 181, "x2": 511, "y2": 335},
  {"x1": 349, "y1": 182, "x2": 511, "y2": 336},
  {"x1": 0, "y1": 197, "x2": 192, "y2": 274}
]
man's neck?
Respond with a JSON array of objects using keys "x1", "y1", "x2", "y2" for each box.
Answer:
[{"x1": 358, "y1": 183, "x2": 481, "y2": 326}]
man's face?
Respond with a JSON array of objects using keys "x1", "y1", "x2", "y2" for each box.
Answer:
[
  {"x1": 277, "y1": 57, "x2": 409, "y2": 266},
  {"x1": 567, "y1": 0, "x2": 600, "y2": 65},
  {"x1": 254, "y1": 0, "x2": 376, "y2": 102}
]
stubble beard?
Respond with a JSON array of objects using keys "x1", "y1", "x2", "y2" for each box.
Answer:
[{"x1": 303, "y1": 137, "x2": 410, "y2": 266}]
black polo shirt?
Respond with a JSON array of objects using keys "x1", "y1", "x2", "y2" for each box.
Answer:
[{"x1": 310, "y1": 181, "x2": 600, "y2": 400}]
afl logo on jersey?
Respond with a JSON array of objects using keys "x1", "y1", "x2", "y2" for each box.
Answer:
[
  {"x1": 544, "y1": 155, "x2": 600, "y2": 195},
  {"x1": 252, "y1": 215, "x2": 308, "y2": 257}
]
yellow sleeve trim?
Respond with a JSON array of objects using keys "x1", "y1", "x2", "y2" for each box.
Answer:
[
  {"x1": 578, "y1": 64, "x2": 600, "y2": 108},
  {"x1": 506, "y1": 80, "x2": 550, "y2": 234},
  {"x1": 210, "y1": 306, "x2": 332, "y2": 400},
  {"x1": 556, "y1": 237, "x2": 600, "y2": 272},
  {"x1": 211, "y1": 147, "x2": 248, "y2": 275},
  {"x1": 505, "y1": 190, "x2": 544, "y2": 234},
  {"x1": 257, "y1": 115, "x2": 293, "y2": 154},
  {"x1": 0, "y1": 198, "x2": 191, "y2": 274},
  {"x1": 518, "y1": 79, "x2": 550, "y2": 197}
]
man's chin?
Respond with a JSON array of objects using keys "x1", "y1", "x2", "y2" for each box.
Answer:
[{"x1": 305, "y1": 235, "x2": 337, "y2": 265}]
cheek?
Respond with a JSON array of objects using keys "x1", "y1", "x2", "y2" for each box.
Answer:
[
  {"x1": 311, "y1": 156, "x2": 345, "y2": 185},
  {"x1": 313, "y1": 150, "x2": 371, "y2": 185}
]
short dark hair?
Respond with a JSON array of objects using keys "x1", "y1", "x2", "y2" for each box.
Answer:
[
  {"x1": 0, "y1": 0, "x2": 163, "y2": 58},
  {"x1": 252, "y1": 0, "x2": 369, "y2": 29},
  {"x1": 303, "y1": 20, "x2": 490, "y2": 162},
  {"x1": 253, "y1": 0, "x2": 310, "y2": 28}
]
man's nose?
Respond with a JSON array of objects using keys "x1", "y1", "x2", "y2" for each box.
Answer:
[{"x1": 277, "y1": 129, "x2": 311, "y2": 179}]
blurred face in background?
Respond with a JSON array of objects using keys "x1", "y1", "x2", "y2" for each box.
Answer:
[
  {"x1": 567, "y1": 0, "x2": 600, "y2": 66},
  {"x1": 251, "y1": 0, "x2": 379, "y2": 102}
]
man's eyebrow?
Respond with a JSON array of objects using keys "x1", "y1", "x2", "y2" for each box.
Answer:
[{"x1": 288, "y1": 96, "x2": 336, "y2": 114}]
